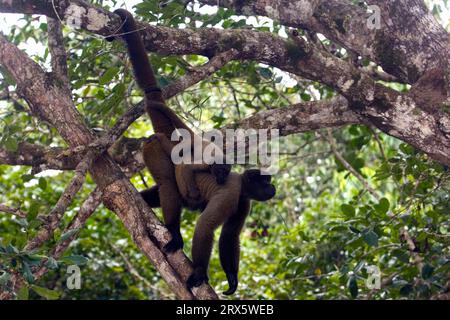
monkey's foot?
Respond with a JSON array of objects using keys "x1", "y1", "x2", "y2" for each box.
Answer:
[
  {"x1": 223, "y1": 273, "x2": 238, "y2": 295},
  {"x1": 163, "y1": 237, "x2": 184, "y2": 254},
  {"x1": 187, "y1": 268, "x2": 208, "y2": 289}
]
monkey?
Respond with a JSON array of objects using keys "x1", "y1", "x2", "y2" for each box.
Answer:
[
  {"x1": 140, "y1": 146, "x2": 276, "y2": 295},
  {"x1": 110, "y1": 9, "x2": 276, "y2": 294},
  {"x1": 110, "y1": 9, "x2": 231, "y2": 252}
]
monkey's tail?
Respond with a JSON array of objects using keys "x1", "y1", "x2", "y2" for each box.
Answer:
[{"x1": 113, "y1": 9, "x2": 160, "y2": 94}]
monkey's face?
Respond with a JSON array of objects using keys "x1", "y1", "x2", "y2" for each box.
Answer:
[
  {"x1": 211, "y1": 163, "x2": 232, "y2": 185},
  {"x1": 243, "y1": 169, "x2": 276, "y2": 201}
]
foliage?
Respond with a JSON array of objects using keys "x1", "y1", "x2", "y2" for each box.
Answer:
[{"x1": 0, "y1": 1, "x2": 448, "y2": 300}]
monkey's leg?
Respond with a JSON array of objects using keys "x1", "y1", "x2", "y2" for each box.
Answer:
[
  {"x1": 143, "y1": 136, "x2": 184, "y2": 253},
  {"x1": 140, "y1": 185, "x2": 161, "y2": 208},
  {"x1": 187, "y1": 195, "x2": 235, "y2": 289},
  {"x1": 158, "y1": 182, "x2": 184, "y2": 253},
  {"x1": 218, "y1": 198, "x2": 251, "y2": 295}
]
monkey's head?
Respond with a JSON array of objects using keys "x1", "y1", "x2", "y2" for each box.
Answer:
[
  {"x1": 211, "y1": 163, "x2": 232, "y2": 185},
  {"x1": 242, "y1": 169, "x2": 276, "y2": 201}
]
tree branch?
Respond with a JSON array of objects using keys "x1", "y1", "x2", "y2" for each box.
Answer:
[
  {"x1": 47, "y1": 17, "x2": 70, "y2": 90},
  {"x1": 0, "y1": 26, "x2": 217, "y2": 299},
  {"x1": 24, "y1": 150, "x2": 96, "y2": 251},
  {"x1": 198, "y1": 0, "x2": 450, "y2": 83},
  {"x1": 0, "y1": 204, "x2": 27, "y2": 218},
  {"x1": 1, "y1": 2, "x2": 449, "y2": 167}
]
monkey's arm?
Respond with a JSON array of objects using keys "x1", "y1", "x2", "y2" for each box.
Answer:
[
  {"x1": 188, "y1": 192, "x2": 239, "y2": 289},
  {"x1": 218, "y1": 197, "x2": 251, "y2": 295}
]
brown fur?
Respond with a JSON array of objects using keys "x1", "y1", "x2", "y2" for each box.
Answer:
[{"x1": 112, "y1": 9, "x2": 275, "y2": 295}]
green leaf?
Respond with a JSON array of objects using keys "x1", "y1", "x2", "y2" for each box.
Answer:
[
  {"x1": 362, "y1": 230, "x2": 379, "y2": 247},
  {"x1": 46, "y1": 257, "x2": 58, "y2": 270},
  {"x1": 61, "y1": 255, "x2": 88, "y2": 266},
  {"x1": 374, "y1": 198, "x2": 390, "y2": 215},
  {"x1": 399, "y1": 284, "x2": 413, "y2": 296},
  {"x1": 349, "y1": 226, "x2": 361, "y2": 234},
  {"x1": 21, "y1": 261, "x2": 34, "y2": 283},
  {"x1": 0, "y1": 271, "x2": 11, "y2": 286},
  {"x1": 27, "y1": 201, "x2": 40, "y2": 222},
  {"x1": 17, "y1": 286, "x2": 29, "y2": 300},
  {"x1": 21, "y1": 174, "x2": 34, "y2": 182},
  {"x1": 38, "y1": 177, "x2": 47, "y2": 190},
  {"x1": 340, "y1": 204, "x2": 355, "y2": 218},
  {"x1": 300, "y1": 93, "x2": 312, "y2": 101},
  {"x1": 4, "y1": 137, "x2": 18, "y2": 152},
  {"x1": 60, "y1": 229, "x2": 80, "y2": 242},
  {"x1": 421, "y1": 264, "x2": 434, "y2": 280},
  {"x1": 347, "y1": 276, "x2": 358, "y2": 299},
  {"x1": 99, "y1": 66, "x2": 119, "y2": 85},
  {"x1": 30, "y1": 285, "x2": 60, "y2": 300},
  {"x1": 23, "y1": 255, "x2": 44, "y2": 266},
  {"x1": 399, "y1": 143, "x2": 415, "y2": 155},
  {"x1": 6, "y1": 244, "x2": 19, "y2": 254},
  {"x1": 258, "y1": 67, "x2": 273, "y2": 79},
  {"x1": 392, "y1": 249, "x2": 410, "y2": 263}
]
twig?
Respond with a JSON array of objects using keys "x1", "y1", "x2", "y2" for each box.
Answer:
[
  {"x1": 25, "y1": 150, "x2": 98, "y2": 251},
  {"x1": 324, "y1": 129, "x2": 380, "y2": 200},
  {"x1": 0, "y1": 204, "x2": 27, "y2": 218},
  {"x1": 400, "y1": 227, "x2": 424, "y2": 271},
  {"x1": 109, "y1": 242, "x2": 168, "y2": 298},
  {"x1": 33, "y1": 188, "x2": 103, "y2": 279}
]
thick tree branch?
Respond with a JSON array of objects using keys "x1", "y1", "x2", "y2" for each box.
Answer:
[
  {"x1": 0, "y1": 142, "x2": 82, "y2": 171},
  {"x1": 231, "y1": 96, "x2": 360, "y2": 135},
  {"x1": 198, "y1": 0, "x2": 450, "y2": 84},
  {"x1": 47, "y1": 17, "x2": 70, "y2": 90},
  {"x1": 1, "y1": 97, "x2": 361, "y2": 171},
  {"x1": 0, "y1": 27, "x2": 217, "y2": 299},
  {"x1": 2, "y1": 0, "x2": 444, "y2": 166}
]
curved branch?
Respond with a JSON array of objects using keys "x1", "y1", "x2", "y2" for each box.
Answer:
[
  {"x1": 0, "y1": 21, "x2": 217, "y2": 300},
  {"x1": 198, "y1": 0, "x2": 450, "y2": 84}
]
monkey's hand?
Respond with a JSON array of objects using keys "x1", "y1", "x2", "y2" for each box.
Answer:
[
  {"x1": 187, "y1": 267, "x2": 209, "y2": 289},
  {"x1": 223, "y1": 273, "x2": 238, "y2": 295}
]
